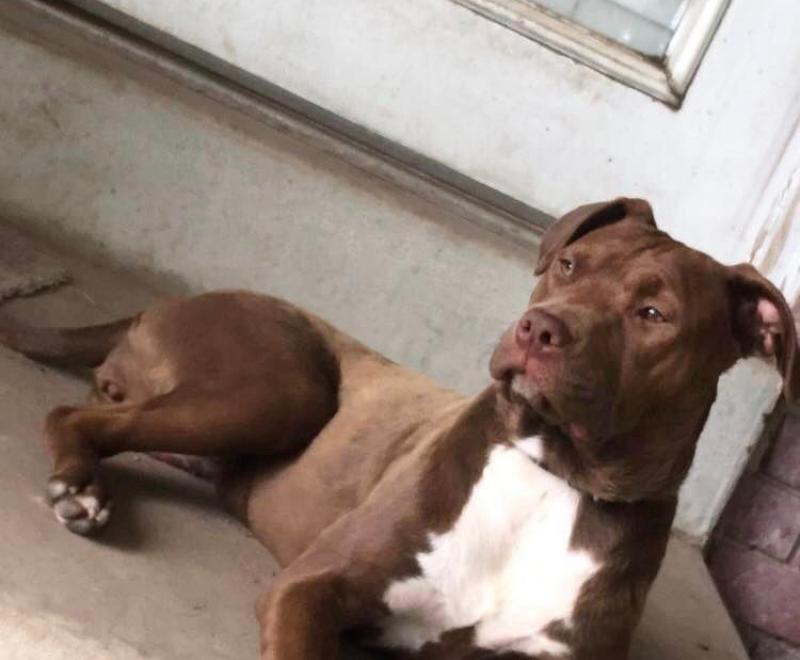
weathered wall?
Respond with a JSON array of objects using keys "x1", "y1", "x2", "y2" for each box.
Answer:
[
  {"x1": 0, "y1": 13, "x2": 537, "y2": 398},
  {"x1": 70, "y1": 0, "x2": 800, "y2": 277}
]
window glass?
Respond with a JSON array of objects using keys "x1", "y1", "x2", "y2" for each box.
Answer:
[{"x1": 532, "y1": 0, "x2": 688, "y2": 57}]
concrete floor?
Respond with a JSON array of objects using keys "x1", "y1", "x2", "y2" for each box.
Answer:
[{"x1": 0, "y1": 243, "x2": 748, "y2": 659}]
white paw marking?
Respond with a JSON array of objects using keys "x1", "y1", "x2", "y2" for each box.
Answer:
[{"x1": 47, "y1": 480, "x2": 111, "y2": 535}]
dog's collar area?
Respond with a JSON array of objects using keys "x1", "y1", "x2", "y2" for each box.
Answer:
[
  {"x1": 510, "y1": 437, "x2": 589, "y2": 498},
  {"x1": 509, "y1": 436, "x2": 668, "y2": 506},
  {"x1": 511, "y1": 436, "x2": 547, "y2": 463},
  {"x1": 500, "y1": 389, "x2": 677, "y2": 505}
]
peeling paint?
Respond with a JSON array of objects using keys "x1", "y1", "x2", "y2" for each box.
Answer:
[
  {"x1": 756, "y1": 194, "x2": 797, "y2": 277},
  {"x1": 750, "y1": 152, "x2": 800, "y2": 307}
]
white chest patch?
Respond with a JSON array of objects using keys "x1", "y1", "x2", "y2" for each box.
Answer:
[{"x1": 380, "y1": 438, "x2": 600, "y2": 657}]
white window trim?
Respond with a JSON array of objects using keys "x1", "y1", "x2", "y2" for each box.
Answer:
[{"x1": 451, "y1": 0, "x2": 731, "y2": 108}]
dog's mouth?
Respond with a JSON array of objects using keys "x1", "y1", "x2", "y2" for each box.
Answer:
[
  {"x1": 489, "y1": 331, "x2": 525, "y2": 381},
  {"x1": 505, "y1": 374, "x2": 597, "y2": 444},
  {"x1": 492, "y1": 352, "x2": 560, "y2": 422},
  {"x1": 508, "y1": 373, "x2": 567, "y2": 427},
  {"x1": 492, "y1": 344, "x2": 599, "y2": 443},
  {"x1": 490, "y1": 338, "x2": 556, "y2": 406}
]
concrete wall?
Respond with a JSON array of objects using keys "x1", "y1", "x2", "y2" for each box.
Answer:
[
  {"x1": 0, "y1": 11, "x2": 537, "y2": 398},
  {"x1": 0, "y1": 4, "x2": 788, "y2": 540},
  {"x1": 69, "y1": 0, "x2": 800, "y2": 281}
]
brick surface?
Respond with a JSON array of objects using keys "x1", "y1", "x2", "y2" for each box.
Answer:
[
  {"x1": 745, "y1": 627, "x2": 800, "y2": 660},
  {"x1": 718, "y1": 474, "x2": 800, "y2": 562},
  {"x1": 765, "y1": 414, "x2": 800, "y2": 489},
  {"x1": 709, "y1": 541, "x2": 800, "y2": 645}
]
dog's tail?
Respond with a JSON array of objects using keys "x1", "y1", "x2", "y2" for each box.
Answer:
[{"x1": 0, "y1": 314, "x2": 134, "y2": 367}]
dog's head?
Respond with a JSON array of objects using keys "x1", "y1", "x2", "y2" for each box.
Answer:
[{"x1": 491, "y1": 198, "x2": 800, "y2": 500}]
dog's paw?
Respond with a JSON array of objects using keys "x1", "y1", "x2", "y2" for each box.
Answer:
[{"x1": 46, "y1": 476, "x2": 111, "y2": 535}]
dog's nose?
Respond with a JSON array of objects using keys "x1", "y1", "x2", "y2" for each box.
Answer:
[{"x1": 515, "y1": 309, "x2": 572, "y2": 351}]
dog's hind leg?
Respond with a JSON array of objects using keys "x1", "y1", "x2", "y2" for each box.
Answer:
[{"x1": 44, "y1": 376, "x2": 337, "y2": 534}]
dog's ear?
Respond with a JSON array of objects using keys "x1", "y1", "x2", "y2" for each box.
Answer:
[
  {"x1": 728, "y1": 263, "x2": 800, "y2": 402},
  {"x1": 535, "y1": 197, "x2": 656, "y2": 275}
]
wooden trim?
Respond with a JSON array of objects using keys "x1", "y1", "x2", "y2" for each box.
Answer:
[
  {"x1": 665, "y1": 0, "x2": 732, "y2": 98},
  {"x1": 451, "y1": 0, "x2": 731, "y2": 108}
]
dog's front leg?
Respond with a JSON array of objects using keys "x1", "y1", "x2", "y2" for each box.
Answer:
[{"x1": 255, "y1": 461, "x2": 425, "y2": 659}]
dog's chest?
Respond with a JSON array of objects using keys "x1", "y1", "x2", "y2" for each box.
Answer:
[{"x1": 379, "y1": 440, "x2": 600, "y2": 657}]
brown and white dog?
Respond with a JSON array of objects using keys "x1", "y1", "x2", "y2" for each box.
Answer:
[{"x1": 2, "y1": 198, "x2": 798, "y2": 660}]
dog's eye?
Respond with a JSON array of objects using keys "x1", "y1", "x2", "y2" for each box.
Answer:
[
  {"x1": 638, "y1": 306, "x2": 666, "y2": 323},
  {"x1": 559, "y1": 258, "x2": 574, "y2": 275}
]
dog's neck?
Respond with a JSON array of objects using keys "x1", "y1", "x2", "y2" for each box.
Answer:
[
  {"x1": 421, "y1": 382, "x2": 706, "y2": 539},
  {"x1": 471, "y1": 384, "x2": 707, "y2": 506}
]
